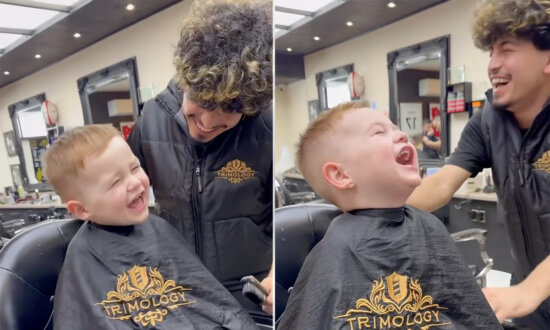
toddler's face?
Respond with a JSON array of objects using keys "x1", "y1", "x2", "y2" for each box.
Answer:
[
  {"x1": 76, "y1": 137, "x2": 150, "y2": 225},
  {"x1": 336, "y1": 109, "x2": 421, "y2": 192}
]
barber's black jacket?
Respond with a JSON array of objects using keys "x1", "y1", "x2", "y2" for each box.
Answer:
[
  {"x1": 448, "y1": 90, "x2": 550, "y2": 280},
  {"x1": 127, "y1": 80, "x2": 272, "y2": 289}
]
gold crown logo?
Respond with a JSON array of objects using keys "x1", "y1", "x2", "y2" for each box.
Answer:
[
  {"x1": 216, "y1": 159, "x2": 256, "y2": 184},
  {"x1": 533, "y1": 150, "x2": 550, "y2": 173},
  {"x1": 334, "y1": 272, "x2": 451, "y2": 329},
  {"x1": 95, "y1": 266, "x2": 194, "y2": 327}
]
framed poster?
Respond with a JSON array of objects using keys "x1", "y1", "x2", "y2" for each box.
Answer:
[
  {"x1": 10, "y1": 164, "x2": 22, "y2": 187},
  {"x1": 308, "y1": 100, "x2": 320, "y2": 122},
  {"x1": 3, "y1": 131, "x2": 17, "y2": 157}
]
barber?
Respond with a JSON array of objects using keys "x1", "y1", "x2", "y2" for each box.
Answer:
[
  {"x1": 127, "y1": 0, "x2": 273, "y2": 314},
  {"x1": 407, "y1": 0, "x2": 550, "y2": 327}
]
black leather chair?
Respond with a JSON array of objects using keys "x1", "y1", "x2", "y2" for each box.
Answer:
[
  {"x1": 0, "y1": 219, "x2": 82, "y2": 330},
  {"x1": 274, "y1": 203, "x2": 494, "y2": 325}
]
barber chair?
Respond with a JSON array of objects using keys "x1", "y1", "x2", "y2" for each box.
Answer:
[
  {"x1": 274, "y1": 203, "x2": 496, "y2": 326},
  {"x1": 0, "y1": 219, "x2": 274, "y2": 329},
  {"x1": 0, "y1": 219, "x2": 82, "y2": 330}
]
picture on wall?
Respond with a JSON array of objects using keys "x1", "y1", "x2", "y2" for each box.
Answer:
[
  {"x1": 3, "y1": 131, "x2": 17, "y2": 157},
  {"x1": 308, "y1": 100, "x2": 320, "y2": 122},
  {"x1": 10, "y1": 164, "x2": 22, "y2": 187}
]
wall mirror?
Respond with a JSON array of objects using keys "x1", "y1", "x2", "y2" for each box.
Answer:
[
  {"x1": 388, "y1": 36, "x2": 449, "y2": 167},
  {"x1": 316, "y1": 64, "x2": 353, "y2": 111},
  {"x1": 9, "y1": 93, "x2": 53, "y2": 192},
  {"x1": 77, "y1": 57, "x2": 140, "y2": 139}
]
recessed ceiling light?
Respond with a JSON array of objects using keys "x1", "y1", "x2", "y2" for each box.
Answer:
[
  {"x1": 286, "y1": 48, "x2": 292, "y2": 52},
  {"x1": 35, "y1": 54, "x2": 41, "y2": 59},
  {"x1": 73, "y1": 32, "x2": 81, "y2": 38},
  {"x1": 3, "y1": 71, "x2": 9, "y2": 75},
  {"x1": 313, "y1": 36, "x2": 320, "y2": 41},
  {"x1": 387, "y1": 2, "x2": 396, "y2": 8},
  {"x1": 346, "y1": 21, "x2": 354, "y2": 27},
  {"x1": 126, "y1": 3, "x2": 135, "y2": 11}
]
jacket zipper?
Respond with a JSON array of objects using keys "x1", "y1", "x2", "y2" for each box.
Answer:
[
  {"x1": 192, "y1": 159, "x2": 203, "y2": 257},
  {"x1": 516, "y1": 142, "x2": 532, "y2": 268}
]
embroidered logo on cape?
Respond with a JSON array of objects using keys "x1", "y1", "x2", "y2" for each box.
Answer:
[
  {"x1": 532, "y1": 150, "x2": 550, "y2": 173},
  {"x1": 95, "y1": 265, "x2": 195, "y2": 327},
  {"x1": 216, "y1": 159, "x2": 256, "y2": 184},
  {"x1": 334, "y1": 272, "x2": 451, "y2": 329}
]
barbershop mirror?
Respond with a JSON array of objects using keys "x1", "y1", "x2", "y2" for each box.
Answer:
[
  {"x1": 9, "y1": 93, "x2": 53, "y2": 192},
  {"x1": 77, "y1": 57, "x2": 140, "y2": 138},
  {"x1": 388, "y1": 36, "x2": 449, "y2": 167},
  {"x1": 316, "y1": 64, "x2": 353, "y2": 111}
]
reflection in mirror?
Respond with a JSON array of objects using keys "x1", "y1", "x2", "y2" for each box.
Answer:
[
  {"x1": 9, "y1": 93, "x2": 53, "y2": 192},
  {"x1": 77, "y1": 57, "x2": 140, "y2": 139},
  {"x1": 388, "y1": 36, "x2": 449, "y2": 166},
  {"x1": 316, "y1": 64, "x2": 353, "y2": 110}
]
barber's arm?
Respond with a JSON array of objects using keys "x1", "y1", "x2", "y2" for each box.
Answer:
[
  {"x1": 407, "y1": 164, "x2": 471, "y2": 212},
  {"x1": 483, "y1": 255, "x2": 550, "y2": 323},
  {"x1": 260, "y1": 264, "x2": 274, "y2": 315}
]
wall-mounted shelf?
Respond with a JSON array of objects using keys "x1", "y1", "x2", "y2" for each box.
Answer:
[{"x1": 446, "y1": 82, "x2": 472, "y2": 114}]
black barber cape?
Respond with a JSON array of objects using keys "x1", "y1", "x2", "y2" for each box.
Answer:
[
  {"x1": 278, "y1": 206, "x2": 501, "y2": 330},
  {"x1": 53, "y1": 215, "x2": 258, "y2": 330}
]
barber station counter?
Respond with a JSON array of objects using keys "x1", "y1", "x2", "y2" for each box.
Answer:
[
  {"x1": 447, "y1": 191, "x2": 515, "y2": 275},
  {"x1": 0, "y1": 203, "x2": 69, "y2": 238}
]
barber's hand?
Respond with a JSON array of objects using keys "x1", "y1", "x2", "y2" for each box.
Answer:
[
  {"x1": 260, "y1": 267, "x2": 274, "y2": 315},
  {"x1": 483, "y1": 285, "x2": 541, "y2": 323}
]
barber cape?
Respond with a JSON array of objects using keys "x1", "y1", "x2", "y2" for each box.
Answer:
[
  {"x1": 53, "y1": 215, "x2": 258, "y2": 330},
  {"x1": 278, "y1": 206, "x2": 501, "y2": 330}
]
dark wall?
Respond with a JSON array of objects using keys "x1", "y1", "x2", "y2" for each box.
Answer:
[{"x1": 88, "y1": 91, "x2": 134, "y2": 126}]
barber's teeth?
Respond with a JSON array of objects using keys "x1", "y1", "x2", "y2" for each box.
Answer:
[{"x1": 491, "y1": 78, "x2": 509, "y2": 86}]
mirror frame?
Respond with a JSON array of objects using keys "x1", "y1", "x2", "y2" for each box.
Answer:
[
  {"x1": 77, "y1": 57, "x2": 140, "y2": 124},
  {"x1": 8, "y1": 92, "x2": 53, "y2": 192},
  {"x1": 316, "y1": 63, "x2": 353, "y2": 111},
  {"x1": 387, "y1": 35, "x2": 449, "y2": 166}
]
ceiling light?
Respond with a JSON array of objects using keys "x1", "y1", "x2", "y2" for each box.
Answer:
[
  {"x1": 35, "y1": 54, "x2": 41, "y2": 59},
  {"x1": 0, "y1": 4, "x2": 59, "y2": 30},
  {"x1": 73, "y1": 32, "x2": 81, "y2": 38},
  {"x1": 313, "y1": 36, "x2": 320, "y2": 41},
  {"x1": 346, "y1": 21, "x2": 354, "y2": 27},
  {"x1": 275, "y1": 0, "x2": 335, "y2": 13},
  {"x1": 286, "y1": 48, "x2": 292, "y2": 52},
  {"x1": 126, "y1": 3, "x2": 135, "y2": 11},
  {"x1": 275, "y1": 11, "x2": 305, "y2": 27},
  {"x1": 3, "y1": 71, "x2": 9, "y2": 75},
  {"x1": 387, "y1": 2, "x2": 396, "y2": 8}
]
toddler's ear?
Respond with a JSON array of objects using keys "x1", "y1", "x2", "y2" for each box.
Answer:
[
  {"x1": 322, "y1": 162, "x2": 355, "y2": 190},
  {"x1": 66, "y1": 200, "x2": 90, "y2": 220}
]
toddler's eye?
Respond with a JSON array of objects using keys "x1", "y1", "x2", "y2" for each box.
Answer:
[
  {"x1": 131, "y1": 166, "x2": 140, "y2": 172},
  {"x1": 111, "y1": 179, "x2": 121, "y2": 188}
]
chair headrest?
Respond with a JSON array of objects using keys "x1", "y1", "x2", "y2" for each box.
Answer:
[
  {"x1": 274, "y1": 203, "x2": 342, "y2": 290},
  {"x1": 0, "y1": 219, "x2": 82, "y2": 330}
]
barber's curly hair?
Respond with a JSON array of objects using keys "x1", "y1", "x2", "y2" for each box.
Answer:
[
  {"x1": 473, "y1": 0, "x2": 550, "y2": 51},
  {"x1": 174, "y1": 0, "x2": 272, "y2": 116}
]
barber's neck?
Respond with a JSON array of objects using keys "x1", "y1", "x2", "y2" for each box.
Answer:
[{"x1": 509, "y1": 90, "x2": 550, "y2": 129}]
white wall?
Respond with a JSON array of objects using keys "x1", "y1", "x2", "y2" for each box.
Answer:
[
  {"x1": 0, "y1": 0, "x2": 192, "y2": 189},
  {"x1": 274, "y1": 0, "x2": 491, "y2": 166}
]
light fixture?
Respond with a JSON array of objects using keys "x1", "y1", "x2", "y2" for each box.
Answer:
[
  {"x1": 387, "y1": 1, "x2": 396, "y2": 8},
  {"x1": 3, "y1": 71, "x2": 9, "y2": 75},
  {"x1": 286, "y1": 47, "x2": 292, "y2": 52},
  {"x1": 35, "y1": 54, "x2": 41, "y2": 59},
  {"x1": 126, "y1": 3, "x2": 135, "y2": 11},
  {"x1": 313, "y1": 36, "x2": 320, "y2": 41},
  {"x1": 346, "y1": 21, "x2": 354, "y2": 27},
  {"x1": 73, "y1": 32, "x2": 81, "y2": 38}
]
